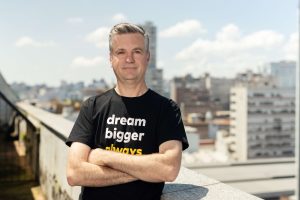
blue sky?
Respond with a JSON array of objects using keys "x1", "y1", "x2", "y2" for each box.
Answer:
[{"x1": 0, "y1": 0, "x2": 298, "y2": 86}]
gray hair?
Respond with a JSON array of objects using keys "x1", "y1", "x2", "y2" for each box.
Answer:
[{"x1": 109, "y1": 23, "x2": 149, "y2": 52}]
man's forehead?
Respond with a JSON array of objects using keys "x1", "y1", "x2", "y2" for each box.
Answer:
[
  {"x1": 112, "y1": 33, "x2": 144, "y2": 40},
  {"x1": 111, "y1": 34, "x2": 145, "y2": 49}
]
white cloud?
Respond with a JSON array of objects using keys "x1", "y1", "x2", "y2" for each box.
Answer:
[
  {"x1": 284, "y1": 32, "x2": 298, "y2": 60},
  {"x1": 15, "y1": 36, "x2": 56, "y2": 48},
  {"x1": 85, "y1": 27, "x2": 110, "y2": 48},
  {"x1": 66, "y1": 17, "x2": 84, "y2": 24},
  {"x1": 216, "y1": 24, "x2": 241, "y2": 41},
  {"x1": 242, "y1": 30, "x2": 284, "y2": 49},
  {"x1": 112, "y1": 13, "x2": 127, "y2": 22},
  {"x1": 174, "y1": 24, "x2": 287, "y2": 77},
  {"x1": 159, "y1": 19, "x2": 206, "y2": 38},
  {"x1": 176, "y1": 27, "x2": 284, "y2": 60},
  {"x1": 71, "y1": 56, "x2": 105, "y2": 68}
]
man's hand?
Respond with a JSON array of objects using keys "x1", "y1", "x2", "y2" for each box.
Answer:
[
  {"x1": 88, "y1": 148, "x2": 107, "y2": 166},
  {"x1": 66, "y1": 142, "x2": 138, "y2": 187}
]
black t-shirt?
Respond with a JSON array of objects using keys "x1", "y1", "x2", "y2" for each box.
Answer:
[{"x1": 66, "y1": 88, "x2": 189, "y2": 200}]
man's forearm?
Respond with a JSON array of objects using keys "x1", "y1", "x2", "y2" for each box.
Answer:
[
  {"x1": 67, "y1": 143, "x2": 138, "y2": 187},
  {"x1": 68, "y1": 162, "x2": 137, "y2": 187},
  {"x1": 88, "y1": 142, "x2": 182, "y2": 183},
  {"x1": 105, "y1": 152, "x2": 174, "y2": 182}
]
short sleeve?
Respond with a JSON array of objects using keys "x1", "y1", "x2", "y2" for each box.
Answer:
[
  {"x1": 65, "y1": 97, "x2": 95, "y2": 147},
  {"x1": 157, "y1": 99, "x2": 189, "y2": 151}
]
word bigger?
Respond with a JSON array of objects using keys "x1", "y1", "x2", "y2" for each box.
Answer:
[{"x1": 105, "y1": 127, "x2": 145, "y2": 143}]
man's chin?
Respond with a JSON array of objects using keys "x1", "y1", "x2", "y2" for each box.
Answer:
[{"x1": 121, "y1": 77, "x2": 143, "y2": 83}]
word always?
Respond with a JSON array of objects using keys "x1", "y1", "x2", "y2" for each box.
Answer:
[{"x1": 105, "y1": 144, "x2": 142, "y2": 155}]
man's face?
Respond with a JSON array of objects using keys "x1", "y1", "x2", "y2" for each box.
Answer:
[{"x1": 110, "y1": 33, "x2": 150, "y2": 83}]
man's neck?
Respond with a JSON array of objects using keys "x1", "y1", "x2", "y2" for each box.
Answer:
[{"x1": 114, "y1": 82, "x2": 148, "y2": 97}]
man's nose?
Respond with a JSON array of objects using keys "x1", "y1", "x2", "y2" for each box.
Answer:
[{"x1": 125, "y1": 53, "x2": 134, "y2": 63}]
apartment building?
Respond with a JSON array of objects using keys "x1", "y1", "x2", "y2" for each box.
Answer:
[{"x1": 229, "y1": 71, "x2": 295, "y2": 161}]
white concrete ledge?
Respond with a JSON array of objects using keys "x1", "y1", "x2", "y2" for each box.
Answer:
[
  {"x1": 162, "y1": 167, "x2": 262, "y2": 199},
  {"x1": 17, "y1": 102, "x2": 73, "y2": 139}
]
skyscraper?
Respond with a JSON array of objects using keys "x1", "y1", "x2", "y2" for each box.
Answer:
[
  {"x1": 141, "y1": 21, "x2": 164, "y2": 95},
  {"x1": 142, "y1": 21, "x2": 156, "y2": 69}
]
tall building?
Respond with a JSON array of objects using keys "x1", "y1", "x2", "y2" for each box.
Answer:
[
  {"x1": 229, "y1": 71, "x2": 295, "y2": 161},
  {"x1": 141, "y1": 21, "x2": 164, "y2": 95},
  {"x1": 142, "y1": 21, "x2": 156, "y2": 69},
  {"x1": 270, "y1": 61, "x2": 296, "y2": 88}
]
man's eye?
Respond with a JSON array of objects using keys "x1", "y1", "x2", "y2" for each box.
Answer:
[
  {"x1": 134, "y1": 50, "x2": 142, "y2": 54},
  {"x1": 116, "y1": 51, "x2": 125, "y2": 55}
]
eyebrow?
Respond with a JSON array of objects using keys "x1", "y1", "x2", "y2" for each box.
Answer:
[
  {"x1": 114, "y1": 47, "x2": 145, "y2": 52},
  {"x1": 133, "y1": 47, "x2": 144, "y2": 52}
]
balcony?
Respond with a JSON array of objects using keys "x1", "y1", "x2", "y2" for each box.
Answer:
[{"x1": 2, "y1": 102, "x2": 261, "y2": 200}]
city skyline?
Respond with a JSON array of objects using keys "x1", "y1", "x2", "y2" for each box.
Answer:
[{"x1": 0, "y1": 0, "x2": 297, "y2": 86}]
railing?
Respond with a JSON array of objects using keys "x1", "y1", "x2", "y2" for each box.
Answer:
[{"x1": 17, "y1": 102, "x2": 262, "y2": 200}]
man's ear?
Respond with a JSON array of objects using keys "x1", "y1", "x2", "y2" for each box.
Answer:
[
  {"x1": 147, "y1": 51, "x2": 150, "y2": 62},
  {"x1": 109, "y1": 53, "x2": 113, "y2": 64}
]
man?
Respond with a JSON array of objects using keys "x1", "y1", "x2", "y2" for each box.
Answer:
[{"x1": 66, "y1": 22, "x2": 189, "y2": 200}]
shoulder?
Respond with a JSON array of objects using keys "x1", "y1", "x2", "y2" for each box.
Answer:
[
  {"x1": 147, "y1": 89, "x2": 172, "y2": 104},
  {"x1": 79, "y1": 89, "x2": 114, "y2": 117},
  {"x1": 83, "y1": 89, "x2": 114, "y2": 107},
  {"x1": 147, "y1": 89, "x2": 180, "y2": 111}
]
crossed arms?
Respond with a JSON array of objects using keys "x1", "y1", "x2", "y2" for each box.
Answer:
[{"x1": 66, "y1": 140, "x2": 182, "y2": 187}]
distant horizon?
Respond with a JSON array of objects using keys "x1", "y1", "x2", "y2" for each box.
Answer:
[{"x1": 7, "y1": 59, "x2": 297, "y2": 88}]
